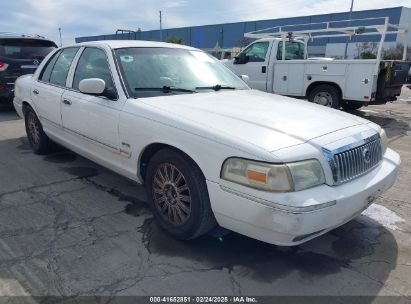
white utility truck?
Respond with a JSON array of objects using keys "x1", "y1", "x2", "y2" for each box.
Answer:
[{"x1": 224, "y1": 17, "x2": 410, "y2": 110}]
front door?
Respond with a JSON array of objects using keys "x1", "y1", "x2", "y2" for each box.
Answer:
[
  {"x1": 228, "y1": 41, "x2": 271, "y2": 91},
  {"x1": 61, "y1": 47, "x2": 121, "y2": 151}
]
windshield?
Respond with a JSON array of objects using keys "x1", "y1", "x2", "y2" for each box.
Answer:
[
  {"x1": 0, "y1": 38, "x2": 57, "y2": 60},
  {"x1": 115, "y1": 47, "x2": 249, "y2": 98}
]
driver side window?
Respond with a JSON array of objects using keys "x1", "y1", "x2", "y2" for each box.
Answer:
[
  {"x1": 243, "y1": 42, "x2": 269, "y2": 63},
  {"x1": 72, "y1": 47, "x2": 114, "y2": 91}
]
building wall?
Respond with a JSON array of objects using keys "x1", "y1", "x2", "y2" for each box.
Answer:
[
  {"x1": 76, "y1": 6, "x2": 408, "y2": 57},
  {"x1": 399, "y1": 7, "x2": 411, "y2": 44}
]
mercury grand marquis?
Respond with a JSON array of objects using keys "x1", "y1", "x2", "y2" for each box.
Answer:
[{"x1": 13, "y1": 41, "x2": 400, "y2": 245}]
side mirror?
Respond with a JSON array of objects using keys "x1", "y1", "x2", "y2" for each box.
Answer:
[
  {"x1": 102, "y1": 87, "x2": 118, "y2": 100},
  {"x1": 240, "y1": 74, "x2": 250, "y2": 83},
  {"x1": 79, "y1": 78, "x2": 117, "y2": 100},
  {"x1": 79, "y1": 78, "x2": 105, "y2": 95},
  {"x1": 234, "y1": 53, "x2": 248, "y2": 64}
]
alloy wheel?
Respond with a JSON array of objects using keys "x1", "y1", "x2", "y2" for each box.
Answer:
[
  {"x1": 152, "y1": 163, "x2": 192, "y2": 226},
  {"x1": 27, "y1": 112, "x2": 40, "y2": 146}
]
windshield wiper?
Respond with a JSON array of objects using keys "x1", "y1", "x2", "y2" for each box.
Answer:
[
  {"x1": 195, "y1": 84, "x2": 236, "y2": 91},
  {"x1": 134, "y1": 86, "x2": 196, "y2": 93}
]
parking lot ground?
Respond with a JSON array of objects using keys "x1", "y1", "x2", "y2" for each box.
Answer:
[{"x1": 0, "y1": 91, "x2": 411, "y2": 299}]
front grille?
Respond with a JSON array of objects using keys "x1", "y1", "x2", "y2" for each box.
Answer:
[{"x1": 329, "y1": 138, "x2": 382, "y2": 184}]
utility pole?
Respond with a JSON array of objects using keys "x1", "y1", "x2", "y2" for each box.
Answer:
[
  {"x1": 58, "y1": 27, "x2": 62, "y2": 47},
  {"x1": 343, "y1": 0, "x2": 354, "y2": 59},
  {"x1": 159, "y1": 11, "x2": 163, "y2": 41}
]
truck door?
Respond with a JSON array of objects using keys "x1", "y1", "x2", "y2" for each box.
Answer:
[
  {"x1": 229, "y1": 41, "x2": 272, "y2": 91},
  {"x1": 273, "y1": 41, "x2": 305, "y2": 96}
]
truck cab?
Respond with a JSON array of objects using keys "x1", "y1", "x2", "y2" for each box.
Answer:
[{"x1": 225, "y1": 38, "x2": 305, "y2": 92}]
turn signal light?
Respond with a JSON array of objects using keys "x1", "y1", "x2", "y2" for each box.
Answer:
[{"x1": 247, "y1": 170, "x2": 267, "y2": 184}]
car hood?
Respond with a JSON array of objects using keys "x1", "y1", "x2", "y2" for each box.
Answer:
[{"x1": 141, "y1": 90, "x2": 370, "y2": 152}]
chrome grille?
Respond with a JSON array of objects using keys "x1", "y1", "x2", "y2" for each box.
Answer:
[{"x1": 328, "y1": 138, "x2": 382, "y2": 184}]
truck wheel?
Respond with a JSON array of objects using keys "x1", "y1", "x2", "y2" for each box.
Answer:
[
  {"x1": 146, "y1": 149, "x2": 217, "y2": 240},
  {"x1": 25, "y1": 107, "x2": 53, "y2": 155},
  {"x1": 342, "y1": 101, "x2": 363, "y2": 111},
  {"x1": 308, "y1": 85, "x2": 341, "y2": 109}
]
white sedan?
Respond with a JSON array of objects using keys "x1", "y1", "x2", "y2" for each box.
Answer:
[{"x1": 13, "y1": 40, "x2": 400, "y2": 246}]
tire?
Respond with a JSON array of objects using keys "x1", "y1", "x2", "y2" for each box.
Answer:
[
  {"x1": 24, "y1": 106, "x2": 53, "y2": 155},
  {"x1": 145, "y1": 149, "x2": 217, "y2": 240},
  {"x1": 341, "y1": 101, "x2": 363, "y2": 111},
  {"x1": 308, "y1": 85, "x2": 341, "y2": 109}
]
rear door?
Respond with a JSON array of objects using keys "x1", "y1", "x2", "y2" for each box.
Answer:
[
  {"x1": 273, "y1": 41, "x2": 305, "y2": 95},
  {"x1": 32, "y1": 47, "x2": 79, "y2": 127}
]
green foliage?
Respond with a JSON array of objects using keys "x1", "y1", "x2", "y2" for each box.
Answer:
[
  {"x1": 360, "y1": 51, "x2": 377, "y2": 59},
  {"x1": 167, "y1": 36, "x2": 185, "y2": 45},
  {"x1": 355, "y1": 42, "x2": 377, "y2": 59},
  {"x1": 383, "y1": 44, "x2": 411, "y2": 60}
]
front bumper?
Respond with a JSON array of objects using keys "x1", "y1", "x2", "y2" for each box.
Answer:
[{"x1": 207, "y1": 148, "x2": 400, "y2": 246}]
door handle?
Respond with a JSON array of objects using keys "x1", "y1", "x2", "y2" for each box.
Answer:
[
  {"x1": 62, "y1": 99, "x2": 72, "y2": 105},
  {"x1": 33, "y1": 89, "x2": 39, "y2": 95},
  {"x1": 261, "y1": 66, "x2": 266, "y2": 73}
]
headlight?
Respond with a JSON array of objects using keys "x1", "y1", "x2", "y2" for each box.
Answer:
[
  {"x1": 221, "y1": 158, "x2": 325, "y2": 192},
  {"x1": 287, "y1": 160, "x2": 326, "y2": 191},
  {"x1": 380, "y1": 128, "x2": 388, "y2": 155}
]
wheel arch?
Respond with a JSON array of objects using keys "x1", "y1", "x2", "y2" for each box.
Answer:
[
  {"x1": 138, "y1": 142, "x2": 206, "y2": 184},
  {"x1": 306, "y1": 81, "x2": 343, "y2": 99},
  {"x1": 21, "y1": 99, "x2": 39, "y2": 117},
  {"x1": 21, "y1": 101, "x2": 31, "y2": 115}
]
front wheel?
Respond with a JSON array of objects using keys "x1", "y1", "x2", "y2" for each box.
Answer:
[
  {"x1": 308, "y1": 85, "x2": 341, "y2": 109},
  {"x1": 145, "y1": 149, "x2": 217, "y2": 240}
]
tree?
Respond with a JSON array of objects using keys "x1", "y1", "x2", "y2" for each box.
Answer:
[
  {"x1": 360, "y1": 51, "x2": 376, "y2": 59},
  {"x1": 167, "y1": 36, "x2": 185, "y2": 45},
  {"x1": 383, "y1": 44, "x2": 411, "y2": 60},
  {"x1": 355, "y1": 42, "x2": 378, "y2": 59}
]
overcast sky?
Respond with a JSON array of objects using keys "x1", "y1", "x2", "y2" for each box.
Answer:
[{"x1": 0, "y1": 0, "x2": 409, "y2": 45}]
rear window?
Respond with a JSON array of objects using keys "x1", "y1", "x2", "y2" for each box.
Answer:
[
  {"x1": 0, "y1": 38, "x2": 57, "y2": 60},
  {"x1": 277, "y1": 41, "x2": 305, "y2": 60}
]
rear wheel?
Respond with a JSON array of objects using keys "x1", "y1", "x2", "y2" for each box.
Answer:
[
  {"x1": 146, "y1": 149, "x2": 217, "y2": 240},
  {"x1": 308, "y1": 85, "x2": 341, "y2": 109},
  {"x1": 25, "y1": 106, "x2": 53, "y2": 154}
]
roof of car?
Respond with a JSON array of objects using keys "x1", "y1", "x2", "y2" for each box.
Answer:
[
  {"x1": 0, "y1": 32, "x2": 52, "y2": 40},
  {"x1": 73, "y1": 40, "x2": 199, "y2": 51}
]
